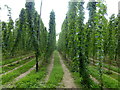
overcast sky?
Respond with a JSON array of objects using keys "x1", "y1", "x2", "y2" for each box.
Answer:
[{"x1": 0, "y1": 0, "x2": 120, "y2": 40}]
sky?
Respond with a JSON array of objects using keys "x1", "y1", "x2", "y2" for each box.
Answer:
[{"x1": 0, "y1": 0, "x2": 120, "y2": 40}]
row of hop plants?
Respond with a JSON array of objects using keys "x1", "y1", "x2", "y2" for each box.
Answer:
[
  {"x1": 1, "y1": 1, "x2": 56, "y2": 72},
  {"x1": 58, "y1": 0, "x2": 120, "y2": 88}
]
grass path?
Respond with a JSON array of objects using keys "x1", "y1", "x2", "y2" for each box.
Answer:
[{"x1": 58, "y1": 53, "x2": 76, "y2": 88}]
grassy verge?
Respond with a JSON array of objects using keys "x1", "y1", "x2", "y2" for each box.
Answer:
[
  {"x1": 2, "y1": 53, "x2": 33, "y2": 66},
  {"x1": 89, "y1": 66, "x2": 119, "y2": 88},
  {"x1": 40, "y1": 51, "x2": 64, "y2": 88},
  {"x1": 2, "y1": 59, "x2": 36, "y2": 84}
]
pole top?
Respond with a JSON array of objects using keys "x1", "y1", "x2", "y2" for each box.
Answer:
[{"x1": 26, "y1": 0, "x2": 34, "y2": 2}]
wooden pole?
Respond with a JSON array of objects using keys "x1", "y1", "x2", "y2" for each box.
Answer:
[{"x1": 36, "y1": 0, "x2": 43, "y2": 72}]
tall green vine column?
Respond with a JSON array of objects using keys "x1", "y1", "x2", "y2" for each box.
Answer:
[
  {"x1": 95, "y1": 1, "x2": 107, "y2": 89},
  {"x1": 87, "y1": 0, "x2": 97, "y2": 64},
  {"x1": 107, "y1": 14, "x2": 116, "y2": 73},
  {"x1": 25, "y1": 0, "x2": 39, "y2": 72},
  {"x1": 76, "y1": 1, "x2": 91, "y2": 88},
  {"x1": 67, "y1": 1, "x2": 77, "y2": 60}
]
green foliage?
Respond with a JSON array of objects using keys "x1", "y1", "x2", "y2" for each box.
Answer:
[
  {"x1": 58, "y1": 0, "x2": 119, "y2": 88},
  {"x1": 58, "y1": 1, "x2": 91, "y2": 88},
  {"x1": 1, "y1": 0, "x2": 119, "y2": 88}
]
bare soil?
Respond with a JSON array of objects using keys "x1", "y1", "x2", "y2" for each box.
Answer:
[
  {"x1": 58, "y1": 53, "x2": 76, "y2": 88},
  {"x1": 90, "y1": 75, "x2": 100, "y2": 84}
]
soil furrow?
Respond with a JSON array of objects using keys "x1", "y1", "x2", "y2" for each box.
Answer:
[{"x1": 0, "y1": 55, "x2": 34, "y2": 68}]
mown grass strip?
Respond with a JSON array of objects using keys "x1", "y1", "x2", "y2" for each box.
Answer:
[
  {"x1": 2, "y1": 53, "x2": 33, "y2": 66},
  {"x1": 2, "y1": 58, "x2": 33, "y2": 74},
  {"x1": 91, "y1": 62, "x2": 119, "y2": 80},
  {"x1": 41, "y1": 51, "x2": 64, "y2": 88},
  {"x1": 2, "y1": 59, "x2": 36, "y2": 84},
  {"x1": 103, "y1": 68, "x2": 119, "y2": 80},
  {"x1": 103, "y1": 64, "x2": 120, "y2": 74},
  {"x1": 89, "y1": 66, "x2": 119, "y2": 88}
]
